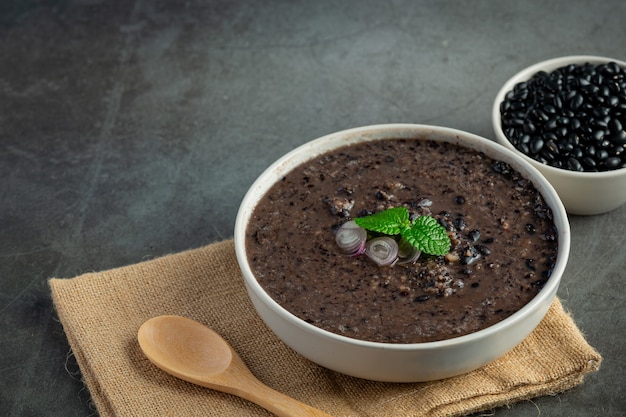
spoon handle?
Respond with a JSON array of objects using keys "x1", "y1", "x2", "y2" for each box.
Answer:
[{"x1": 234, "y1": 376, "x2": 334, "y2": 417}]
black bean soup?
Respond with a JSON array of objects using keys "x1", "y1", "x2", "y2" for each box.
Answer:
[
  {"x1": 501, "y1": 61, "x2": 626, "y2": 172},
  {"x1": 246, "y1": 138, "x2": 559, "y2": 343}
]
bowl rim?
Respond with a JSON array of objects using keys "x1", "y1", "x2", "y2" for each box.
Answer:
[
  {"x1": 234, "y1": 123, "x2": 570, "y2": 351},
  {"x1": 492, "y1": 55, "x2": 626, "y2": 178}
]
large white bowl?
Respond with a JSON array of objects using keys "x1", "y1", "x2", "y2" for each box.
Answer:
[
  {"x1": 234, "y1": 124, "x2": 570, "y2": 382},
  {"x1": 492, "y1": 55, "x2": 626, "y2": 215}
]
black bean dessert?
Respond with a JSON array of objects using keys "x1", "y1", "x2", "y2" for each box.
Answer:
[
  {"x1": 246, "y1": 138, "x2": 559, "y2": 344},
  {"x1": 500, "y1": 61, "x2": 626, "y2": 172}
]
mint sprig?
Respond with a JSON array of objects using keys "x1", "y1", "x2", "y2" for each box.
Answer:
[
  {"x1": 354, "y1": 207, "x2": 451, "y2": 256},
  {"x1": 402, "y1": 215, "x2": 451, "y2": 255},
  {"x1": 352, "y1": 206, "x2": 409, "y2": 235}
]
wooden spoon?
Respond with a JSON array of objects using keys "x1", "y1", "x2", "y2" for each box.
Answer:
[{"x1": 138, "y1": 315, "x2": 333, "y2": 417}]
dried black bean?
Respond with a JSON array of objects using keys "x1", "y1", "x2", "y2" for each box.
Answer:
[
  {"x1": 610, "y1": 145, "x2": 624, "y2": 156},
  {"x1": 597, "y1": 83, "x2": 608, "y2": 97},
  {"x1": 507, "y1": 118, "x2": 525, "y2": 127},
  {"x1": 609, "y1": 118, "x2": 622, "y2": 133},
  {"x1": 531, "y1": 278, "x2": 547, "y2": 290},
  {"x1": 530, "y1": 137, "x2": 544, "y2": 154},
  {"x1": 583, "y1": 84, "x2": 601, "y2": 96},
  {"x1": 523, "y1": 122, "x2": 537, "y2": 134},
  {"x1": 475, "y1": 244, "x2": 491, "y2": 256},
  {"x1": 570, "y1": 94, "x2": 584, "y2": 110},
  {"x1": 546, "y1": 140, "x2": 559, "y2": 154},
  {"x1": 573, "y1": 147, "x2": 584, "y2": 158},
  {"x1": 604, "y1": 157, "x2": 621, "y2": 169},
  {"x1": 562, "y1": 141, "x2": 574, "y2": 153},
  {"x1": 592, "y1": 73, "x2": 604, "y2": 86},
  {"x1": 593, "y1": 107, "x2": 610, "y2": 118},
  {"x1": 453, "y1": 217, "x2": 467, "y2": 231},
  {"x1": 533, "y1": 200, "x2": 553, "y2": 220},
  {"x1": 468, "y1": 229, "x2": 481, "y2": 242},
  {"x1": 374, "y1": 190, "x2": 386, "y2": 200},
  {"x1": 543, "y1": 104, "x2": 557, "y2": 114},
  {"x1": 593, "y1": 119, "x2": 608, "y2": 129},
  {"x1": 540, "y1": 149, "x2": 556, "y2": 162},
  {"x1": 534, "y1": 109, "x2": 550, "y2": 122},
  {"x1": 582, "y1": 156, "x2": 597, "y2": 169},
  {"x1": 587, "y1": 145, "x2": 597, "y2": 156},
  {"x1": 544, "y1": 132, "x2": 558, "y2": 142},
  {"x1": 545, "y1": 118, "x2": 558, "y2": 131},
  {"x1": 578, "y1": 123, "x2": 593, "y2": 135},
  {"x1": 608, "y1": 80, "x2": 621, "y2": 93},
  {"x1": 514, "y1": 81, "x2": 528, "y2": 92},
  {"x1": 519, "y1": 143, "x2": 530, "y2": 154},
  {"x1": 460, "y1": 246, "x2": 481, "y2": 265},
  {"x1": 541, "y1": 226, "x2": 558, "y2": 241},
  {"x1": 592, "y1": 130, "x2": 606, "y2": 141},
  {"x1": 567, "y1": 133, "x2": 580, "y2": 146},
  {"x1": 613, "y1": 130, "x2": 626, "y2": 144},
  {"x1": 492, "y1": 161, "x2": 512, "y2": 175}
]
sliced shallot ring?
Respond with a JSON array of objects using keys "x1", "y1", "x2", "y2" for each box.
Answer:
[
  {"x1": 335, "y1": 220, "x2": 367, "y2": 256},
  {"x1": 397, "y1": 237, "x2": 422, "y2": 265},
  {"x1": 365, "y1": 237, "x2": 399, "y2": 266}
]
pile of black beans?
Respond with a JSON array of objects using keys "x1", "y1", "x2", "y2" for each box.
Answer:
[{"x1": 500, "y1": 61, "x2": 626, "y2": 172}]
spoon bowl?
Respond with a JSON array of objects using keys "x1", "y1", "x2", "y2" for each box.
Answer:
[
  {"x1": 138, "y1": 315, "x2": 232, "y2": 380},
  {"x1": 138, "y1": 315, "x2": 332, "y2": 417}
]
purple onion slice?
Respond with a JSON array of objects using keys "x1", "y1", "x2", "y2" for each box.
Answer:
[
  {"x1": 396, "y1": 237, "x2": 422, "y2": 265},
  {"x1": 335, "y1": 220, "x2": 367, "y2": 256},
  {"x1": 365, "y1": 237, "x2": 399, "y2": 266}
]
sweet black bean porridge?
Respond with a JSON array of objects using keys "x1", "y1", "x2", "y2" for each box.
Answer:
[{"x1": 246, "y1": 138, "x2": 559, "y2": 343}]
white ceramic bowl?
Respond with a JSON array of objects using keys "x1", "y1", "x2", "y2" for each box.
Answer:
[
  {"x1": 234, "y1": 124, "x2": 570, "y2": 382},
  {"x1": 492, "y1": 55, "x2": 626, "y2": 215}
]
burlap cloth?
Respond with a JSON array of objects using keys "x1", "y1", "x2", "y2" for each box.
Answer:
[{"x1": 49, "y1": 239, "x2": 601, "y2": 417}]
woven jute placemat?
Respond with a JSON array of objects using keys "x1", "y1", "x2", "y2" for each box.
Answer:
[{"x1": 49, "y1": 239, "x2": 601, "y2": 417}]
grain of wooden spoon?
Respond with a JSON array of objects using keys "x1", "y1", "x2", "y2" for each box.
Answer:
[{"x1": 138, "y1": 315, "x2": 333, "y2": 417}]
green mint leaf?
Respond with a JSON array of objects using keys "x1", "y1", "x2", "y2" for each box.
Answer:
[
  {"x1": 401, "y1": 215, "x2": 451, "y2": 256},
  {"x1": 354, "y1": 206, "x2": 410, "y2": 235}
]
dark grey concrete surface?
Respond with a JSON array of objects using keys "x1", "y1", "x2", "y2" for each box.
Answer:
[{"x1": 1, "y1": 1, "x2": 624, "y2": 416}]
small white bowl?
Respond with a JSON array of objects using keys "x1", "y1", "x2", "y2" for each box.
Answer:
[
  {"x1": 234, "y1": 124, "x2": 570, "y2": 382},
  {"x1": 492, "y1": 55, "x2": 626, "y2": 215}
]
